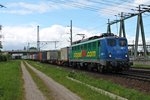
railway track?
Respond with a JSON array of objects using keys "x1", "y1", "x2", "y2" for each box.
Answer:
[
  {"x1": 130, "y1": 67, "x2": 150, "y2": 75},
  {"x1": 115, "y1": 67, "x2": 150, "y2": 82},
  {"x1": 119, "y1": 72, "x2": 150, "y2": 82},
  {"x1": 61, "y1": 65, "x2": 150, "y2": 83},
  {"x1": 71, "y1": 66, "x2": 150, "y2": 82},
  {"x1": 42, "y1": 62, "x2": 150, "y2": 83}
]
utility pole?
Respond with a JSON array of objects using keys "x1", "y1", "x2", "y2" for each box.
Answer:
[
  {"x1": 37, "y1": 25, "x2": 40, "y2": 52},
  {"x1": 54, "y1": 41, "x2": 59, "y2": 49},
  {"x1": 107, "y1": 19, "x2": 111, "y2": 33},
  {"x1": 119, "y1": 12, "x2": 126, "y2": 37},
  {"x1": 0, "y1": 25, "x2": 2, "y2": 49},
  {"x1": 115, "y1": 15, "x2": 118, "y2": 35},
  {"x1": 70, "y1": 20, "x2": 73, "y2": 45},
  {"x1": 27, "y1": 43, "x2": 30, "y2": 51},
  {"x1": 134, "y1": 5, "x2": 147, "y2": 58},
  {"x1": 0, "y1": 4, "x2": 5, "y2": 50}
]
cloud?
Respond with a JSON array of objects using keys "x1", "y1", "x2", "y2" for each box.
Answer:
[
  {"x1": 1, "y1": 24, "x2": 149, "y2": 50},
  {"x1": 1, "y1": 24, "x2": 95, "y2": 50},
  {"x1": 134, "y1": 0, "x2": 150, "y2": 4},
  {"x1": 0, "y1": 2, "x2": 60, "y2": 15},
  {"x1": 0, "y1": 0, "x2": 95, "y2": 15},
  {"x1": 1, "y1": 0, "x2": 150, "y2": 15}
]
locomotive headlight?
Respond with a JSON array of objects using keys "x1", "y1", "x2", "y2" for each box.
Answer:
[
  {"x1": 109, "y1": 53, "x2": 112, "y2": 58},
  {"x1": 125, "y1": 54, "x2": 128, "y2": 57}
]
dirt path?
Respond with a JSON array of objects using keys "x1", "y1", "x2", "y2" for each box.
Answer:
[
  {"x1": 25, "y1": 61, "x2": 81, "y2": 100},
  {"x1": 21, "y1": 62, "x2": 46, "y2": 100}
]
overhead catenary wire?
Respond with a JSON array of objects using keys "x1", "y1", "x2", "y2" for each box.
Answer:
[
  {"x1": 48, "y1": 0, "x2": 150, "y2": 35},
  {"x1": 87, "y1": 0, "x2": 136, "y2": 9},
  {"x1": 49, "y1": 0, "x2": 116, "y2": 14},
  {"x1": 48, "y1": 0, "x2": 138, "y2": 15},
  {"x1": 46, "y1": 0, "x2": 110, "y2": 33}
]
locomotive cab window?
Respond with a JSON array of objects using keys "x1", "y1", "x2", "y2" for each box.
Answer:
[
  {"x1": 77, "y1": 46, "x2": 80, "y2": 50},
  {"x1": 75, "y1": 46, "x2": 77, "y2": 50},
  {"x1": 119, "y1": 39, "x2": 127, "y2": 47},
  {"x1": 98, "y1": 41, "x2": 101, "y2": 46},
  {"x1": 72, "y1": 47, "x2": 74, "y2": 50},
  {"x1": 84, "y1": 44, "x2": 87, "y2": 49},
  {"x1": 93, "y1": 42, "x2": 96, "y2": 49},
  {"x1": 107, "y1": 39, "x2": 116, "y2": 46},
  {"x1": 74, "y1": 46, "x2": 77, "y2": 50},
  {"x1": 81, "y1": 45, "x2": 83, "y2": 50},
  {"x1": 88, "y1": 43, "x2": 91, "y2": 50},
  {"x1": 79, "y1": 45, "x2": 81, "y2": 50}
]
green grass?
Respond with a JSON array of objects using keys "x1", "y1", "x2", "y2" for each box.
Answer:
[
  {"x1": 68, "y1": 72, "x2": 150, "y2": 100},
  {"x1": 0, "y1": 60, "x2": 24, "y2": 100},
  {"x1": 27, "y1": 61, "x2": 112, "y2": 100},
  {"x1": 24, "y1": 62, "x2": 53, "y2": 100},
  {"x1": 28, "y1": 61, "x2": 150, "y2": 100},
  {"x1": 132, "y1": 63, "x2": 150, "y2": 69}
]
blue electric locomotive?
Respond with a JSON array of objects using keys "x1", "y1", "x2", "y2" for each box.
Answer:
[
  {"x1": 69, "y1": 33, "x2": 131, "y2": 72},
  {"x1": 100, "y1": 35, "x2": 130, "y2": 71}
]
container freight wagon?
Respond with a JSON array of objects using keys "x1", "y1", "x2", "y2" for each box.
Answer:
[
  {"x1": 60, "y1": 47, "x2": 69, "y2": 66},
  {"x1": 47, "y1": 50, "x2": 60, "y2": 64},
  {"x1": 33, "y1": 53, "x2": 38, "y2": 61},
  {"x1": 41, "y1": 51, "x2": 47, "y2": 62},
  {"x1": 29, "y1": 53, "x2": 36, "y2": 60},
  {"x1": 29, "y1": 54, "x2": 32, "y2": 60},
  {"x1": 38, "y1": 52, "x2": 42, "y2": 61},
  {"x1": 31, "y1": 54, "x2": 34, "y2": 60}
]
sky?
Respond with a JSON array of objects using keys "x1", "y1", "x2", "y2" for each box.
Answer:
[{"x1": 0, "y1": 0, "x2": 150, "y2": 50}]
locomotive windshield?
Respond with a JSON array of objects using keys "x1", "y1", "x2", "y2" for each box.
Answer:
[
  {"x1": 107, "y1": 39, "x2": 116, "y2": 46},
  {"x1": 119, "y1": 39, "x2": 127, "y2": 47}
]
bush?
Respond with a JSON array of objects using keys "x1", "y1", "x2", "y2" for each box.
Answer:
[{"x1": 0, "y1": 53, "x2": 11, "y2": 61}]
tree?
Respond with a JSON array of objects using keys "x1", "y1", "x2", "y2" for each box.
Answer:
[{"x1": 29, "y1": 47, "x2": 37, "y2": 51}]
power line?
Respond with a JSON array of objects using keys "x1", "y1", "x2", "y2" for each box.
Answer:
[
  {"x1": 49, "y1": 0, "x2": 125, "y2": 14},
  {"x1": 49, "y1": 0, "x2": 148, "y2": 17},
  {"x1": 87, "y1": 0, "x2": 135, "y2": 9}
]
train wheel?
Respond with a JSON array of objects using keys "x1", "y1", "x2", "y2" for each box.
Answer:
[
  {"x1": 98, "y1": 66, "x2": 106, "y2": 73},
  {"x1": 87, "y1": 63, "x2": 92, "y2": 71},
  {"x1": 72, "y1": 62, "x2": 77, "y2": 69}
]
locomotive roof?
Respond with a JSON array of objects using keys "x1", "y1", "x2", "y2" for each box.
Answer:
[
  {"x1": 72, "y1": 33, "x2": 126, "y2": 46},
  {"x1": 71, "y1": 35, "x2": 126, "y2": 47}
]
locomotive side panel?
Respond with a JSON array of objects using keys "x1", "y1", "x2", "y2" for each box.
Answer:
[{"x1": 70, "y1": 39, "x2": 100, "y2": 63}]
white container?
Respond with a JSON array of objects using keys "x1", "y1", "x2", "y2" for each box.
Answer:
[
  {"x1": 60, "y1": 47, "x2": 69, "y2": 61},
  {"x1": 47, "y1": 50, "x2": 60, "y2": 60}
]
